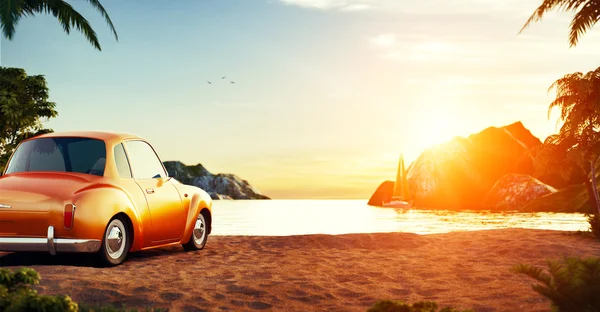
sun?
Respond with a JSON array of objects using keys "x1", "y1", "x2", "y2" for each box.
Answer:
[{"x1": 412, "y1": 107, "x2": 463, "y2": 149}]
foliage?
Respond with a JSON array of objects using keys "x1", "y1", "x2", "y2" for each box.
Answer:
[
  {"x1": 0, "y1": 67, "x2": 57, "y2": 172},
  {"x1": 0, "y1": 268, "x2": 168, "y2": 312},
  {"x1": 547, "y1": 67, "x2": 600, "y2": 149},
  {"x1": 540, "y1": 67, "x2": 600, "y2": 214},
  {"x1": 513, "y1": 256, "x2": 600, "y2": 312},
  {"x1": 531, "y1": 138, "x2": 587, "y2": 188},
  {"x1": 520, "y1": 0, "x2": 600, "y2": 47},
  {"x1": 587, "y1": 213, "x2": 600, "y2": 238},
  {"x1": 367, "y1": 300, "x2": 473, "y2": 312},
  {"x1": 0, "y1": 0, "x2": 118, "y2": 51},
  {"x1": 0, "y1": 267, "x2": 79, "y2": 312}
]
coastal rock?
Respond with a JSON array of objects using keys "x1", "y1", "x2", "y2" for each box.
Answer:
[
  {"x1": 367, "y1": 181, "x2": 395, "y2": 206},
  {"x1": 407, "y1": 121, "x2": 542, "y2": 209},
  {"x1": 369, "y1": 121, "x2": 543, "y2": 210},
  {"x1": 483, "y1": 174, "x2": 557, "y2": 211},
  {"x1": 163, "y1": 161, "x2": 270, "y2": 200},
  {"x1": 210, "y1": 193, "x2": 234, "y2": 200}
]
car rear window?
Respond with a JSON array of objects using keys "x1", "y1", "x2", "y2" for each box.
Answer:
[{"x1": 5, "y1": 137, "x2": 107, "y2": 176}]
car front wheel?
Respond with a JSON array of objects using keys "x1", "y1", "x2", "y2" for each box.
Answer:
[
  {"x1": 183, "y1": 213, "x2": 208, "y2": 251},
  {"x1": 98, "y1": 217, "x2": 130, "y2": 266}
]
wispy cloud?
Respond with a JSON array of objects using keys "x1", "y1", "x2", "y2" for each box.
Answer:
[
  {"x1": 279, "y1": 0, "x2": 372, "y2": 11},
  {"x1": 341, "y1": 4, "x2": 371, "y2": 11},
  {"x1": 369, "y1": 33, "x2": 480, "y2": 63},
  {"x1": 279, "y1": 0, "x2": 535, "y2": 15}
]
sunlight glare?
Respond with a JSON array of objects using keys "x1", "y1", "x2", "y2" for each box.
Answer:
[{"x1": 415, "y1": 108, "x2": 461, "y2": 148}]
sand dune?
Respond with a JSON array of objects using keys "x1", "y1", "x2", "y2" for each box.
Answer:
[{"x1": 1, "y1": 229, "x2": 599, "y2": 312}]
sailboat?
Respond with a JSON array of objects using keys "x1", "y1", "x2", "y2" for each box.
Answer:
[{"x1": 382, "y1": 154, "x2": 413, "y2": 208}]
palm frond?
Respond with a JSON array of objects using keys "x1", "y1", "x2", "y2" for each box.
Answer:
[
  {"x1": 0, "y1": 0, "x2": 25, "y2": 39},
  {"x1": 82, "y1": 0, "x2": 117, "y2": 41},
  {"x1": 4, "y1": 0, "x2": 117, "y2": 50},
  {"x1": 520, "y1": 0, "x2": 599, "y2": 47},
  {"x1": 561, "y1": 0, "x2": 589, "y2": 11},
  {"x1": 569, "y1": 1, "x2": 600, "y2": 47},
  {"x1": 513, "y1": 263, "x2": 553, "y2": 287},
  {"x1": 36, "y1": 0, "x2": 101, "y2": 50},
  {"x1": 520, "y1": 0, "x2": 568, "y2": 33}
]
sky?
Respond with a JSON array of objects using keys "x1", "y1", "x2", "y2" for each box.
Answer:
[{"x1": 1, "y1": 0, "x2": 600, "y2": 199}]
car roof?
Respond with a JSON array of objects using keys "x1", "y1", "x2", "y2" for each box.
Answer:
[{"x1": 31, "y1": 131, "x2": 144, "y2": 142}]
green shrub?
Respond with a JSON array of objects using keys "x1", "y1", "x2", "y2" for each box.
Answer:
[
  {"x1": 587, "y1": 213, "x2": 600, "y2": 238},
  {"x1": 367, "y1": 300, "x2": 473, "y2": 312},
  {"x1": 0, "y1": 267, "x2": 78, "y2": 312},
  {"x1": 512, "y1": 256, "x2": 600, "y2": 312},
  {"x1": 0, "y1": 268, "x2": 170, "y2": 312}
]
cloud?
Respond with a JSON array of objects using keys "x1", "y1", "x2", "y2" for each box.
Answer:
[
  {"x1": 278, "y1": 0, "x2": 566, "y2": 16},
  {"x1": 279, "y1": 0, "x2": 372, "y2": 11},
  {"x1": 369, "y1": 33, "x2": 397, "y2": 48},
  {"x1": 341, "y1": 4, "x2": 371, "y2": 11},
  {"x1": 370, "y1": 35, "x2": 480, "y2": 63}
]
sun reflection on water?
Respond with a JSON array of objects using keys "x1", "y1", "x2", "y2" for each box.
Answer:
[{"x1": 210, "y1": 200, "x2": 590, "y2": 236}]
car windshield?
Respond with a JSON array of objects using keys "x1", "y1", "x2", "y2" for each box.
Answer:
[{"x1": 4, "y1": 137, "x2": 107, "y2": 176}]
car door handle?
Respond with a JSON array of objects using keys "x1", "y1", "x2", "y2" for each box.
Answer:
[{"x1": 146, "y1": 188, "x2": 155, "y2": 194}]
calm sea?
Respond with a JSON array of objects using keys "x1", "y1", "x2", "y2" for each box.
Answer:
[{"x1": 210, "y1": 199, "x2": 590, "y2": 236}]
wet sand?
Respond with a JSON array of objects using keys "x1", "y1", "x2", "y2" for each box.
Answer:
[{"x1": 1, "y1": 228, "x2": 599, "y2": 312}]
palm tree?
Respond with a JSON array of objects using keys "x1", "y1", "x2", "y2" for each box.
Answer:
[
  {"x1": 519, "y1": 0, "x2": 600, "y2": 47},
  {"x1": 0, "y1": 0, "x2": 118, "y2": 51},
  {"x1": 546, "y1": 66, "x2": 600, "y2": 214}
]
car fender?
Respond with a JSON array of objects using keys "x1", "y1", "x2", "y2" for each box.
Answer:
[
  {"x1": 57, "y1": 184, "x2": 146, "y2": 251},
  {"x1": 180, "y1": 186, "x2": 212, "y2": 243}
]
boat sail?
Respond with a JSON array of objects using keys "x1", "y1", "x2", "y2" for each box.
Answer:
[{"x1": 382, "y1": 154, "x2": 412, "y2": 208}]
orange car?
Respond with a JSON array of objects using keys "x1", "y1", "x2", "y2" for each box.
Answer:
[{"x1": 0, "y1": 131, "x2": 213, "y2": 266}]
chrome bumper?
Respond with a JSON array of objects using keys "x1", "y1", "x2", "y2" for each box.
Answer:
[{"x1": 0, "y1": 226, "x2": 101, "y2": 255}]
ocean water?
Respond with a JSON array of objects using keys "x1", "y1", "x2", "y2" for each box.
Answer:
[{"x1": 210, "y1": 199, "x2": 591, "y2": 236}]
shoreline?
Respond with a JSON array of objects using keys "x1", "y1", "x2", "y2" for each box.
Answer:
[{"x1": 2, "y1": 228, "x2": 599, "y2": 311}]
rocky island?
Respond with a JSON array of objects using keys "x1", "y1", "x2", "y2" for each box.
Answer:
[
  {"x1": 369, "y1": 121, "x2": 595, "y2": 213},
  {"x1": 163, "y1": 161, "x2": 270, "y2": 200}
]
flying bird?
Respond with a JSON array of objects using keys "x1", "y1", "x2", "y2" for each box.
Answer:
[
  {"x1": 230, "y1": 81, "x2": 235, "y2": 84},
  {"x1": 207, "y1": 81, "x2": 212, "y2": 84},
  {"x1": 222, "y1": 76, "x2": 226, "y2": 79}
]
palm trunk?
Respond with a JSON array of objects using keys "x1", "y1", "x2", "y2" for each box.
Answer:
[{"x1": 589, "y1": 158, "x2": 600, "y2": 215}]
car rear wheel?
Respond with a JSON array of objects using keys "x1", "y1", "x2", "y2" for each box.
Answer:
[
  {"x1": 183, "y1": 213, "x2": 208, "y2": 251},
  {"x1": 98, "y1": 217, "x2": 130, "y2": 266}
]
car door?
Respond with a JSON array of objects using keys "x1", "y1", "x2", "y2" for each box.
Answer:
[{"x1": 123, "y1": 140, "x2": 186, "y2": 243}]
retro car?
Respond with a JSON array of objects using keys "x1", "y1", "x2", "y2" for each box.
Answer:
[{"x1": 0, "y1": 131, "x2": 212, "y2": 266}]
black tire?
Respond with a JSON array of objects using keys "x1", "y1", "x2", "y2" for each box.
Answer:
[
  {"x1": 183, "y1": 213, "x2": 208, "y2": 251},
  {"x1": 98, "y1": 216, "x2": 130, "y2": 266}
]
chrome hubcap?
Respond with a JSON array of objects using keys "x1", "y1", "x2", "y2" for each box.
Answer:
[
  {"x1": 193, "y1": 215, "x2": 206, "y2": 245},
  {"x1": 106, "y1": 220, "x2": 126, "y2": 259}
]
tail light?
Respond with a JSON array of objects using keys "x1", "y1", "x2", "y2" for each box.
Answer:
[{"x1": 64, "y1": 204, "x2": 76, "y2": 229}]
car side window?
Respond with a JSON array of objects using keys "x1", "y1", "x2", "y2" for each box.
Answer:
[
  {"x1": 123, "y1": 140, "x2": 167, "y2": 179},
  {"x1": 114, "y1": 143, "x2": 132, "y2": 178}
]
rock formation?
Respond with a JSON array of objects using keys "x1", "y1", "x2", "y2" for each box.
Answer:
[
  {"x1": 369, "y1": 121, "x2": 544, "y2": 210},
  {"x1": 163, "y1": 161, "x2": 270, "y2": 200},
  {"x1": 367, "y1": 181, "x2": 395, "y2": 206},
  {"x1": 482, "y1": 174, "x2": 557, "y2": 211}
]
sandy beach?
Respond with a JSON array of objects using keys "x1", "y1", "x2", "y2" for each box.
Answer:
[{"x1": 1, "y1": 228, "x2": 599, "y2": 312}]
